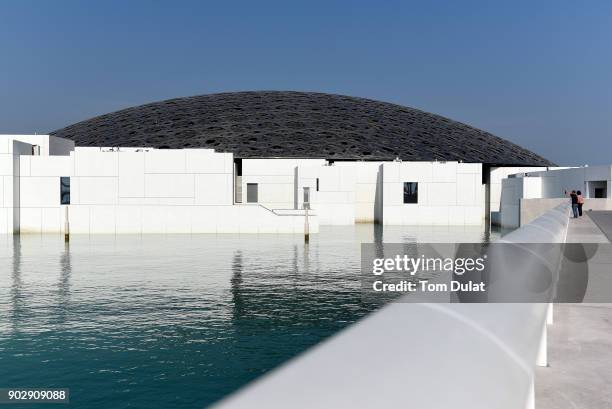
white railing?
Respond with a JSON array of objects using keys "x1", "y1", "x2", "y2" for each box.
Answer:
[{"x1": 211, "y1": 203, "x2": 571, "y2": 409}]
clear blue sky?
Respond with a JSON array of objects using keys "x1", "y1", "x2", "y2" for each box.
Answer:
[{"x1": 1, "y1": 0, "x2": 610, "y2": 165}]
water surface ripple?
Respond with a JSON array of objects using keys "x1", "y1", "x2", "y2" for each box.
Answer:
[{"x1": 0, "y1": 225, "x2": 494, "y2": 408}]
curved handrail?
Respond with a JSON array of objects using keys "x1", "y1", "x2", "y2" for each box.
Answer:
[{"x1": 211, "y1": 204, "x2": 571, "y2": 409}]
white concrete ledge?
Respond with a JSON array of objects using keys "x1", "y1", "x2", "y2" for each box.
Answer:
[{"x1": 211, "y1": 203, "x2": 572, "y2": 409}]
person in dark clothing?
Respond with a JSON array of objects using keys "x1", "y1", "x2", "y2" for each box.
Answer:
[
  {"x1": 567, "y1": 190, "x2": 579, "y2": 218},
  {"x1": 577, "y1": 190, "x2": 584, "y2": 216}
]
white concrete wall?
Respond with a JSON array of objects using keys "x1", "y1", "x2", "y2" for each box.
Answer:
[
  {"x1": 489, "y1": 166, "x2": 548, "y2": 214},
  {"x1": 0, "y1": 139, "x2": 39, "y2": 233},
  {"x1": 241, "y1": 159, "x2": 326, "y2": 209},
  {"x1": 526, "y1": 165, "x2": 612, "y2": 199},
  {"x1": 500, "y1": 176, "x2": 544, "y2": 228},
  {"x1": 0, "y1": 134, "x2": 74, "y2": 156},
  {"x1": 382, "y1": 161, "x2": 484, "y2": 226},
  {"x1": 498, "y1": 165, "x2": 612, "y2": 228},
  {"x1": 297, "y1": 164, "x2": 356, "y2": 225},
  {"x1": 62, "y1": 204, "x2": 317, "y2": 235},
  {"x1": 334, "y1": 162, "x2": 384, "y2": 223},
  {"x1": 12, "y1": 147, "x2": 317, "y2": 234}
]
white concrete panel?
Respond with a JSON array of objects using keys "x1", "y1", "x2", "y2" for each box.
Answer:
[
  {"x1": 145, "y1": 174, "x2": 194, "y2": 198},
  {"x1": 217, "y1": 206, "x2": 240, "y2": 233},
  {"x1": 41, "y1": 207, "x2": 62, "y2": 233},
  {"x1": 116, "y1": 206, "x2": 142, "y2": 234},
  {"x1": 318, "y1": 191, "x2": 353, "y2": 204},
  {"x1": 257, "y1": 183, "x2": 295, "y2": 208},
  {"x1": 416, "y1": 182, "x2": 429, "y2": 205},
  {"x1": 320, "y1": 204, "x2": 355, "y2": 225},
  {"x1": 248, "y1": 174, "x2": 295, "y2": 184},
  {"x1": 355, "y1": 202, "x2": 375, "y2": 223},
  {"x1": 523, "y1": 177, "x2": 542, "y2": 199},
  {"x1": 382, "y1": 206, "x2": 403, "y2": 225},
  {"x1": 457, "y1": 163, "x2": 481, "y2": 174},
  {"x1": 68, "y1": 206, "x2": 90, "y2": 234},
  {"x1": 354, "y1": 163, "x2": 383, "y2": 183},
  {"x1": 3, "y1": 177, "x2": 13, "y2": 207},
  {"x1": 448, "y1": 206, "x2": 465, "y2": 225},
  {"x1": 77, "y1": 177, "x2": 118, "y2": 205},
  {"x1": 431, "y1": 162, "x2": 457, "y2": 182},
  {"x1": 20, "y1": 177, "x2": 58, "y2": 207},
  {"x1": 383, "y1": 182, "x2": 403, "y2": 206},
  {"x1": 0, "y1": 208, "x2": 7, "y2": 233},
  {"x1": 31, "y1": 156, "x2": 73, "y2": 177},
  {"x1": 48, "y1": 136, "x2": 75, "y2": 155},
  {"x1": 355, "y1": 184, "x2": 376, "y2": 203},
  {"x1": 19, "y1": 208, "x2": 42, "y2": 233},
  {"x1": 418, "y1": 206, "x2": 449, "y2": 226},
  {"x1": 238, "y1": 205, "x2": 263, "y2": 233},
  {"x1": 464, "y1": 206, "x2": 484, "y2": 225},
  {"x1": 402, "y1": 206, "x2": 420, "y2": 225},
  {"x1": 243, "y1": 159, "x2": 325, "y2": 176},
  {"x1": 382, "y1": 163, "x2": 400, "y2": 183},
  {"x1": 119, "y1": 152, "x2": 145, "y2": 197},
  {"x1": 223, "y1": 153, "x2": 233, "y2": 174},
  {"x1": 400, "y1": 162, "x2": 433, "y2": 182},
  {"x1": 427, "y1": 183, "x2": 457, "y2": 206},
  {"x1": 457, "y1": 173, "x2": 477, "y2": 206},
  {"x1": 0, "y1": 154, "x2": 12, "y2": 176},
  {"x1": 185, "y1": 150, "x2": 227, "y2": 173},
  {"x1": 338, "y1": 169, "x2": 356, "y2": 192},
  {"x1": 153, "y1": 198, "x2": 196, "y2": 205},
  {"x1": 145, "y1": 150, "x2": 186, "y2": 173},
  {"x1": 13, "y1": 140, "x2": 32, "y2": 155},
  {"x1": 501, "y1": 204, "x2": 520, "y2": 228},
  {"x1": 195, "y1": 174, "x2": 232, "y2": 205},
  {"x1": 141, "y1": 206, "x2": 166, "y2": 234},
  {"x1": 0, "y1": 138, "x2": 8, "y2": 154},
  {"x1": 89, "y1": 206, "x2": 116, "y2": 234},
  {"x1": 19, "y1": 156, "x2": 31, "y2": 177},
  {"x1": 191, "y1": 206, "x2": 219, "y2": 233},
  {"x1": 166, "y1": 207, "x2": 193, "y2": 234},
  {"x1": 75, "y1": 150, "x2": 118, "y2": 177}
]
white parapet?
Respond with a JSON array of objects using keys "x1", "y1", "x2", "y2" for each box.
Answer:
[{"x1": 211, "y1": 203, "x2": 571, "y2": 409}]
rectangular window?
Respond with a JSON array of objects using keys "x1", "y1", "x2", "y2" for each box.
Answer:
[
  {"x1": 246, "y1": 183, "x2": 258, "y2": 203},
  {"x1": 60, "y1": 177, "x2": 70, "y2": 205},
  {"x1": 316, "y1": 178, "x2": 319, "y2": 192},
  {"x1": 403, "y1": 182, "x2": 418, "y2": 204}
]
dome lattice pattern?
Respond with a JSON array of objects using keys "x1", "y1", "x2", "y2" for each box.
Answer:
[{"x1": 51, "y1": 91, "x2": 554, "y2": 166}]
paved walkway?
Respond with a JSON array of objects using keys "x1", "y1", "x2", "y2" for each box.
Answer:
[
  {"x1": 565, "y1": 212, "x2": 609, "y2": 243},
  {"x1": 536, "y1": 212, "x2": 612, "y2": 409},
  {"x1": 587, "y1": 210, "x2": 612, "y2": 242}
]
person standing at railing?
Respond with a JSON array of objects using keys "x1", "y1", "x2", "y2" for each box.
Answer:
[
  {"x1": 565, "y1": 190, "x2": 579, "y2": 218},
  {"x1": 577, "y1": 190, "x2": 584, "y2": 216}
]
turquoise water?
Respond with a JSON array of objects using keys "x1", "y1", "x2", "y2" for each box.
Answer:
[{"x1": 0, "y1": 226, "x2": 493, "y2": 408}]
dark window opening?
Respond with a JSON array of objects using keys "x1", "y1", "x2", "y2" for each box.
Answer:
[
  {"x1": 403, "y1": 182, "x2": 418, "y2": 204},
  {"x1": 234, "y1": 158, "x2": 243, "y2": 176},
  {"x1": 246, "y1": 183, "x2": 258, "y2": 203},
  {"x1": 316, "y1": 178, "x2": 319, "y2": 191},
  {"x1": 60, "y1": 177, "x2": 70, "y2": 205}
]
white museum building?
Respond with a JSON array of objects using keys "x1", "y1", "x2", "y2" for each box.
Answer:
[
  {"x1": 1, "y1": 134, "x2": 486, "y2": 234},
  {"x1": 3, "y1": 92, "x2": 609, "y2": 234},
  {"x1": 3, "y1": 133, "x2": 609, "y2": 235}
]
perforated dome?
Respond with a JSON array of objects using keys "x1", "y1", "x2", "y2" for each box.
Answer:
[{"x1": 51, "y1": 91, "x2": 554, "y2": 166}]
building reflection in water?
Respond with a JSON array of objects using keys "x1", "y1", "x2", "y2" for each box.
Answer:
[{"x1": 10, "y1": 236, "x2": 23, "y2": 333}]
